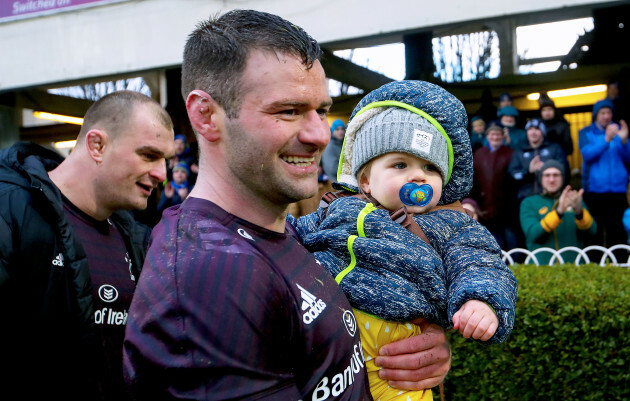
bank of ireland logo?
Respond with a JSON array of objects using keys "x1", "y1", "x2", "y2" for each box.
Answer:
[
  {"x1": 98, "y1": 284, "x2": 118, "y2": 303},
  {"x1": 343, "y1": 310, "x2": 357, "y2": 337}
]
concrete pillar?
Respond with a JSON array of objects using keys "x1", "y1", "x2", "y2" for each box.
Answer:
[
  {"x1": 404, "y1": 32, "x2": 435, "y2": 81},
  {"x1": 489, "y1": 18, "x2": 518, "y2": 76}
]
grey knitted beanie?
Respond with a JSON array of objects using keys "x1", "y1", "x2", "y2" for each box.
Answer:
[{"x1": 351, "y1": 108, "x2": 449, "y2": 185}]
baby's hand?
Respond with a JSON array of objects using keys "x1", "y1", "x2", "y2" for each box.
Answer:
[{"x1": 452, "y1": 300, "x2": 498, "y2": 341}]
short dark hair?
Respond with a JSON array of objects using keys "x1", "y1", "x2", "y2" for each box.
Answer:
[
  {"x1": 181, "y1": 9, "x2": 323, "y2": 118},
  {"x1": 79, "y1": 90, "x2": 173, "y2": 141}
]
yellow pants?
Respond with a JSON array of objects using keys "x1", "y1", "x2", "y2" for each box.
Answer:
[{"x1": 354, "y1": 309, "x2": 432, "y2": 401}]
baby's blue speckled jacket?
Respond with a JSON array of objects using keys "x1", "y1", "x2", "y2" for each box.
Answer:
[
  {"x1": 292, "y1": 80, "x2": 517, "y2": 344},
  {"x1": 292, "y1": 198, "x2": 516, "y2": 343}
]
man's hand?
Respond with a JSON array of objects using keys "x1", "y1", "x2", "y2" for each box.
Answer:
[
  {"x1": 503, "y1": 128, "x2": 511, "y2": 145},
  {"x1": 163, "y1": 182, "x2": 175, "y2": 198},
  {"x1": 452, "y1": 300, "x2": 498, "y2": 342},
  {"x1": 529, "y1": 155, "x2": 543, "y2": 173},
  {"x1": 566, "y1": 188, "x2": 584, "y2": 215},
  {"x1": 374, "y1": 322, "x2": 451, "y2": 390},
  {"x1": 618, "y1": 120, "x2": 628, "y2": 144},
  {"x1": 556, "y1": 185, "x2": 572, "y2": 215},
  {"x1": 168, "y1": 157, "x2": 179, "y2": 169},
  {"x1": 177, "y1": 187, "x2": 189, "y2": 201},
  {"x1": 605, "y1": 123, "x2": 619, "y2": 142}
]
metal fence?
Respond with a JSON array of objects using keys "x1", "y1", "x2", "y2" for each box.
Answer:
[{"x1": 502, "y1": 245, "x2": 630, "y2": 267}]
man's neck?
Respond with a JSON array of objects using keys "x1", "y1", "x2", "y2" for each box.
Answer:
[
  {"x1": 189, "y1": 171, "x2": 289, "y2": 233},
  {"x1": 48, "y1": 159, "x2": 111, "y2": 221},
  {"x1": 543, "y1": 190, "x2": 562, "y2": 198},
  {"x1": 595, "y1": 121, "x2": 608, "y2": 131}
]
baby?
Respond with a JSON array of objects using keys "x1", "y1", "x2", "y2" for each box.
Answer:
[{"x1": 292, "y1": 80, "x2": 517, "y2": 401}]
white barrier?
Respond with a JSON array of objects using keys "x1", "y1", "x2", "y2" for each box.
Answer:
[{"x1": 502, "y1": 244, "x2": 630, "y2": 267}]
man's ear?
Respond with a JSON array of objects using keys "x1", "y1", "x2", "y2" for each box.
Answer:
[
  {"x1": 186, "y1": 90, "x2": 224, "y2": 142},
  {"x1": 85, "y1": 129, "x2": 108, "y2": 164}
]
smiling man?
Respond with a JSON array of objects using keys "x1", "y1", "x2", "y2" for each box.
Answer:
[
  {"x1": 0, "y1": 90, "x2": 174, "y2": 401},
  {"x1": 123, "y1": 9, "x2": 451, "y2": 400},
  {"x1": 519, "y1": 160, "x2": 597, "y2": 265}
]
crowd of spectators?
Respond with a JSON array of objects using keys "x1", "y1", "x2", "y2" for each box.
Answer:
[
  {"x1": 140, "y1": 82, "x2": 630, "y2": 265},
  {"x1": 465, "y1": 86, "x2": 630, "y2": 263}
]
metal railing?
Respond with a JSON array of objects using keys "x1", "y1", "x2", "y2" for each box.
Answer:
[{"x1": 502, "y1": 245, "x2": 630, "y2": 267}]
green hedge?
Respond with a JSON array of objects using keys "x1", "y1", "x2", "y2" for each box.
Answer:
[{"x1": 437, "y1": 264, "x2": 630, "y2": 401}]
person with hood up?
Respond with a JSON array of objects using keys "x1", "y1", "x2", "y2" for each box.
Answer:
[
  {"x1": 157, "y1": 162, "x2": 192, "y2": 212},
  {"x1": 321, "y1": 118, "x2": 346, "y2": 182},
  {"x1": 497, "y1": 105, "x2": 527, "y2": 150},
  {"x1": 579, "y1": 98, "x2": 630, "y2": 251},
  {"x1": 539, "y1": 97, "x2": 573, "y2": 156},
  {"x1": 520, "y1": 160, "x2": 597, "y2": 265},
  {"x1": 292, "y1": 80, "x2": 517, "y2": 401}
]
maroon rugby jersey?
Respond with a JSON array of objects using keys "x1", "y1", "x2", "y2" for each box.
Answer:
[
  {"x1": 64, "y1": 199, "x2": 135, "y2": 401},
  {"x1": 123, "y1": 197, "x2": 372, "y2": 400}
]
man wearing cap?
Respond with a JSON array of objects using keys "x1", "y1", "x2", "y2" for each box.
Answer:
[
  {"x1": 498, "y1": 105, "x2": 527, "y2": 150},
  {"x1": 579, "y1": 98, "x2": 630, "y2": 250},
  {"x1": 520, "y1": 160, "x2": 597, "y2": 265},
  {"x1": 508, "y1": 118, "x2": 569, "y2": 202}
]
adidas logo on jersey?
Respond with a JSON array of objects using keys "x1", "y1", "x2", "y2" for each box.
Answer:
[
  {"x1": 51, "y1": 253, "x2": 64, "y2": 267},
  {"x1": 297, "y1": 283, "x2": 327, "y2": 325}
]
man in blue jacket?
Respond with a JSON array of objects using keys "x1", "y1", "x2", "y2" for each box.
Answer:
[{"x1": 579, "y1": 98, "x2": 630, "y2": 251}]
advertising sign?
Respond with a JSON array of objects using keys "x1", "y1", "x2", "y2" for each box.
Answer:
[{"x1": 0, "y1": 0, "x2": 129, "y2": 23}]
